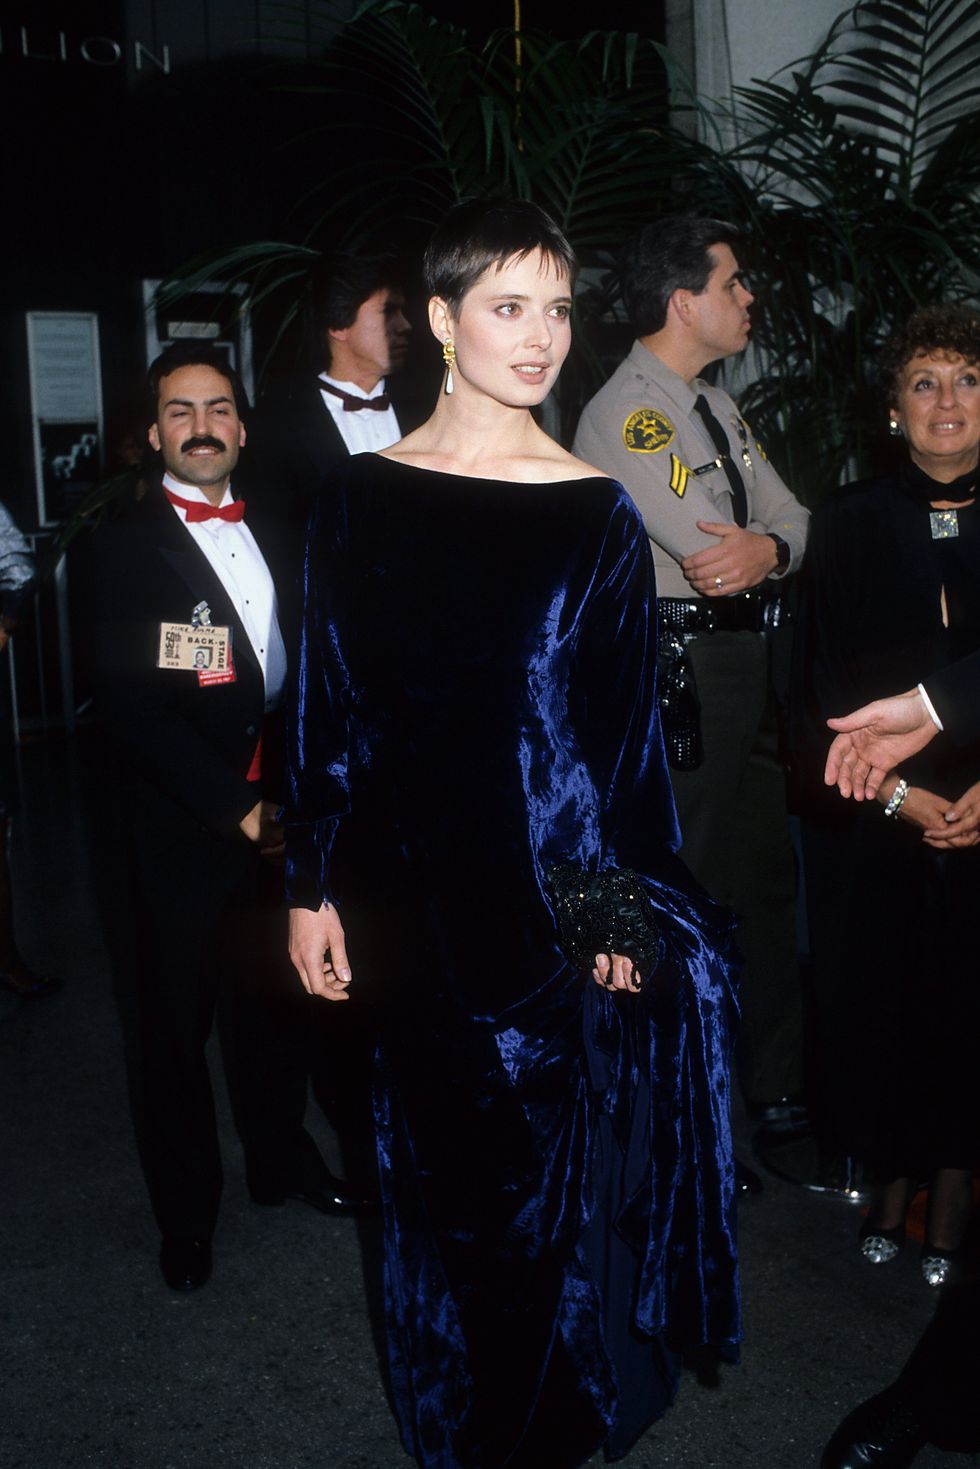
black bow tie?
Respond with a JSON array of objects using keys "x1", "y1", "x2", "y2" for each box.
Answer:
[{"x1": 320, "y1": 381, "x2": 390, "y2": 412}]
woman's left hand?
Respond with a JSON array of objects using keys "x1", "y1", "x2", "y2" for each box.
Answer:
[
  {"x1": 923, "y1": 780, "x2": 980, "y2": 848},
  {"x1": 592, "y1": 952, "x2": 642, "y2": 992}
]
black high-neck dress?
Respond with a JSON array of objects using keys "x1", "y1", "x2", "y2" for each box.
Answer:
[
  {"x1": 793, "y1": 467, "x2": 980, "y2": 1179},
  {"x1": 286, "y1": 455, "x2": 740, "y2": 1469}
]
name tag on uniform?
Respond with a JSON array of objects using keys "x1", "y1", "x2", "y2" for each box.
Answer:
[{"x1": 157, "y1": 622, "x2": 236, "y2": 686}]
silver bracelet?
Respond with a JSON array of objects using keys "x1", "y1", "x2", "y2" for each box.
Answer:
[{"x1": 884, "y1": 778, "x2": 909, "y2": 818}]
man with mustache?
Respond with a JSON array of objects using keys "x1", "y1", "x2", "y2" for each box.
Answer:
[
  {"x1": 83, "y1": 344, "x2": 368, "y2": 1292},
  {"x1": 574, "y1": 216, "x2": 811, "y2": 1177}
]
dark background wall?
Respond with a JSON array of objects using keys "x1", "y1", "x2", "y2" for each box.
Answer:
[{"x1": 2, "y1": 0, "x2": 665, "y2": 531}]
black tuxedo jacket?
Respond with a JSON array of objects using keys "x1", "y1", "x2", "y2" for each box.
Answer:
[
  {"x1": 84, "y1": 488, "x2": 292, "y2": 852},
  {"x1": 927, "y1": 654, "x2": 980, "y2": 747},
  {"x1": 243, "y1": 375, "x2": 420, "y2": 534}
]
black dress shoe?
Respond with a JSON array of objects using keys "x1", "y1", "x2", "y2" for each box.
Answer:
[
  {"x1": 159, "y1": 1237, "x2": 212, "y2": 1291},
  {"x1": 251, "y1": 1171, "x2": 376, "y2": 1218},
  {"x1": 821, "y1": 1387, "x2": 927, "y2": 1468},
  {"x1": 735, "y1": 1158, "x2": 763, "y2": 1197}
]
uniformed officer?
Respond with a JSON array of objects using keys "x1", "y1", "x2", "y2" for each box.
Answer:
[{"x1": 574, "y1": 214, "x2": 810, "y2": 1134}]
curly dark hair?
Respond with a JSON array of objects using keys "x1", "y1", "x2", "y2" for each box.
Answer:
[{"x1": 880, "y1": 303, "x2": 980, "y2": 404}]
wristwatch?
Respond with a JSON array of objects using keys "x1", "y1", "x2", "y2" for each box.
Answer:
[{"x1": 767, "y1": 534, "x2": 790, "y2": 574}]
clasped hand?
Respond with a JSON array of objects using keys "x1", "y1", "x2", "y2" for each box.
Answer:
[
  {"x1": 882, "y1": 778, "x2": 980, "y2": 849},
  {"x1": 681, "y1": 521, "x2": 778, "y2": 596},
  {"x1": 922, "y1": 779, "x2": 980, "y2": 849}
]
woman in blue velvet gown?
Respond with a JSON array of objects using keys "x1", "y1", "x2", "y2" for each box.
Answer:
[{"x1": 286, "y1": 201, "x2": 740, "y2": 1469}]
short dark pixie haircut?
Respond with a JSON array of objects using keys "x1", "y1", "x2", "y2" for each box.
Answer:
[
  {"x1": 423, "y1": 198, "x2": 578, "y2": 313},
  {"x1": 620, "y1": 214, "x2": 742, "y2": 337},
  {"x1": 146, "y1": 343, "x2": 250, "y2": 427},
  {"x1": 311, "y1": 248, "x2": 404, "y2": 349},
  {"x1": 880, "y1": 303, "x2": 980, "y2": 404}
]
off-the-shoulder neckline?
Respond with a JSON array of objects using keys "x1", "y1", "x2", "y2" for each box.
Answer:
[{"x1": 366, "y1": 453, "x2": 615, "y2": 488}]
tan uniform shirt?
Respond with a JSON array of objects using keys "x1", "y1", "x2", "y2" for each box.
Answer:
[{"x1": 573, "y1": 341, "x2": 809, "y2": 599}]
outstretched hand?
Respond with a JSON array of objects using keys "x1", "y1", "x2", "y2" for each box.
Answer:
[
  {"x1": 824, "y1": 690, "x2": 938, "y2": 800},
  {"x1": 288, "y1": 902, "x2": 352, "y2": 1001}
]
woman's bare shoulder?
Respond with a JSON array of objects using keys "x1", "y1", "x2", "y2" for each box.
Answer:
[
  {"x1": 545, "y1": 451, "x2": 610, "y2": 482},
  {"x1": 531, "y1": 446, "x2": 613, "y2": 484}
]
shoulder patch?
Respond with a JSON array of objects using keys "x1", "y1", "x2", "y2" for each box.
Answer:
[{"x1": 623, "y1": 408, "x2": 675, "y2": 453}]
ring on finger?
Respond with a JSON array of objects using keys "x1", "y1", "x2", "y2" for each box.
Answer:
[{"x1": 714, "y1": 575, "x2": 723, "y2": 589}]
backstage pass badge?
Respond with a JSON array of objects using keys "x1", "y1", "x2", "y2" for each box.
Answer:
[{"x1": 157, "y1": 621, "x2": 236, "y2": 686}]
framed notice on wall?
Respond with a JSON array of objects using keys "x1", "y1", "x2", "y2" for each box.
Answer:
[{"x1": 26, "y1": 311, "x2": 104, "y2": 526}]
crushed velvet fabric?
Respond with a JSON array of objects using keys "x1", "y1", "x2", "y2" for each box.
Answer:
[{"x1": 286, "y1": 456, "x2": 740, "y2": 1469}]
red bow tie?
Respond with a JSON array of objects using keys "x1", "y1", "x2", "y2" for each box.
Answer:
[
  {"x1": 164, "y1": 487, "x2": 245, "y2": 523},
  {"x1": 319, "y1": 380, "x2": 390, "y2": 412}
]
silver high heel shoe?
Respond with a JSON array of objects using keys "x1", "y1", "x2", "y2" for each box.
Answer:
[
  {"x1": 921, "y1": 1248, "x2": 956, "y2": 1288},
  {"x1": 859, "y1": 1219, "x2": 905, "y2": 1264}
]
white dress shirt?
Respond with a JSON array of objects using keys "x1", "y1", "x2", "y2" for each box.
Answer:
[
  {"x1": 162, "y1": 472, "x2": 287, "y2": 710},
  {"x1": 318, "y1": 373, "x2": 402, "y2": 455}
]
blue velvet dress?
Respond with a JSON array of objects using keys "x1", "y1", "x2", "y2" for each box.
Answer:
[{"x1": 286, "y1": 455, "x2": 740, "y2": 1469}]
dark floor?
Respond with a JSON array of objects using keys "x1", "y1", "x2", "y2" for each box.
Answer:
[{"x1": 1, "y1": 736, "x2": 975, "y2": 1469}]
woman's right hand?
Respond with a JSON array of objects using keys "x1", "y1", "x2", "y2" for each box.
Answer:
[
  {"x1": 592, "y1": 952, "x2": 642, "y2": 993},
  {"x1": 288, "y1": 903, "x2": 352, "y2": 1000}
]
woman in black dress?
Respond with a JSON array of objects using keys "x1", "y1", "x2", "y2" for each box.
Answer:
[
  {"x1": 794, "y1": 305, "x2": 980, "y2": 1288},
  {"x1": 286, "y1": 201, "x2": 740, "y2": 1469}
]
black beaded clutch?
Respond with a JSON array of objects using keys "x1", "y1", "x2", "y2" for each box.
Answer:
[{"x1": 545, "y1": 864, "x2": 663, "y2": 977}]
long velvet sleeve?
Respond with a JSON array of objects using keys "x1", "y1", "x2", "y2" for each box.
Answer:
[
  {"x1": 566, "y1": 492, "x2": 741, "y2": 1362},
  {"x1": 285, "y1": 486, "x2": 351, "y2": 910},
  {"x1": 568, "y1": 492, "x2": 680, "y2": 870}
]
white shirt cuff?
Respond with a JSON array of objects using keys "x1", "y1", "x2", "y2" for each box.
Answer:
[{"x1": 917, "y1": 683, "x2": 944, "y2": 731}]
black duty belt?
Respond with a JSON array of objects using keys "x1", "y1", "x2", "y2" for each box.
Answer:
[{"x1": 659, "y1": 590, "x2": 786, "y2": 638}]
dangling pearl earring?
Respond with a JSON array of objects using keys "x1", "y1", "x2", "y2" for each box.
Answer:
[
  {"x1": 889, "y1": 417, "x2": 902, "y2": 437},
  {"x1": 442, "y1": 338, "x2": 456, "y2": 396}
]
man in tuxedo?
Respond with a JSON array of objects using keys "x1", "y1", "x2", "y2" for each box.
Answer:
[
  {"x1": 86, "y1": 344, "x2": 367, "y2": 1293},
  {"x1": 245, "y1": 251, "x2": 415, "y2": 1170},
  {"x1": 248, "y1": 248, "x2": 412, "y2": 533}
]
